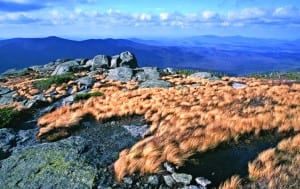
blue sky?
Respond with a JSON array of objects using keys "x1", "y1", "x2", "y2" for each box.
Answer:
[{"x1": 0, "y1": 0, "x2": 299, "y2": 39}]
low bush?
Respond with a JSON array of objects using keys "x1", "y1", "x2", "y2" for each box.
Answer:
[
  {"x1": 74, "y1": 92, "x2": 104, "y2": 101},
  {"x1": 0, "y1": 107, "x2": 21, "y2": 128},
  {"x1": 250, "y1": 72, "x2": 300, "y2": 80}
]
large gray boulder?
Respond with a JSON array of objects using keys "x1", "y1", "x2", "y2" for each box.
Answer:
[
  {"x1": 119, "y1": 51, "x2": 138, "y2": 68},
  {"x1": 90, "y1": 55, "x2": 110, "y2": 70},
  {"x1": 0, "y1": 136, "x2": 98, "y2": 189},
  {"x1": 106, "y1": 67, "x2": 133, "y2": 82},
  {"x1": 51, "y1": 61, "x2": 79, "y2": 76}
]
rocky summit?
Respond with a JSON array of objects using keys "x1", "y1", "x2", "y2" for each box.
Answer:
[{"x1": 0, "y1": 51, "x2": 299, "y2": 189}]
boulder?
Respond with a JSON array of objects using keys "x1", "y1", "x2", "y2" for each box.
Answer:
[
  {"x1": 190, "y1": 72, "x2": 213, "y2": 79},
  {"x1": 110, "y1": 55, "x2": 120, "y2": 68},
  {"x1": 51, "y1": 61, "x2": 79, "y2": 76},
  {"x1": 164, "y1": 162, "x2": 175, "y2": 173},
  {"x1": 1, "y1": 68, "x2": 27, "y2": 76},
  {"x1": 142, "y1": 67, "x2": 160, "y2": 80},
  {"x1": 0, "y1": 87, "x2": 10, "y2": 95},
  {"x1": 147, "y1": 175, "x2": 159, "y2": 186},
  {"x1": 119, "y1": 51, "x2": 138, "y2": 68},
  {"x1": 90, "y1": 55, "x2": 110, "y2": 70},
  {"x1": 106, "y1": 67, "x2": 133, "y2": 82},
  {"x1": 139, "y1": 80, "x2": 172, "y2": 88},
  {"x1": 75, "y1": 77, "x2": 94, "y2": 89},
  {"x1": 195, "y1": 177, "x2": 211, "y2": 187},
  {"x1": 135, "y1": 71, "x2": 147, "y2": 81},
  {"x1": 28, "y1": 65, "x2": 46, "y2": 72},
  {"x1": 23, "y1": 94, "x2": 47, "y2": 109},
  {"x1": 164, "y1": 67, "x2": 176, "y2": 74},
  {"x1": 190, "y1": 72, "x2": 220, "y2": 81},
  {"x1": 163, "y1": 175, "x2": 175, "y2": 187},
  {"x1": 0, "y1": 128, "x2": 16, "y2": 159},
  {"x1": 231, "y1": 82, "x2": 247, "y2": 89},
  {"x1": 0, "y1": 91, "x2": 16, "y2": 105},
  {"x1": 0, "y1": 136, "x2": 98, "y2": 189}
]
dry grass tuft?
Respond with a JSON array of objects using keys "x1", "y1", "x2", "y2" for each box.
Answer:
[
  {"x1": 219, "y1": 175, "x2": 242, "y2": 189},
  {"x1": 247, "y1": 133, "x2": 300, "y2": 188}
]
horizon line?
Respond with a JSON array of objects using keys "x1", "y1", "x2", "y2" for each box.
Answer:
[{"x1": 1, "y1": 35, "x2": 299, "y2": 41}]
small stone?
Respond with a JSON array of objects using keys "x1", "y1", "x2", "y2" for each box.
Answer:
[
  {"x1": 123, "y1": 177, "x2": 133, "y2": 185},
  {"x1": 147, "y1": 175, "x2": 159, "y2": 186},
  {"x1": 195, "y1": 177, "x2": 211, "y2": 187},
  {"x1": 231, "y1": 82, "x2": 247, "y2": 89},
  {"x1": 163, "y1": 175, "x2": 175, "y2": 187},
  {"x1": 164, "y1": 162, "x2": 175, "y2": 173},
  {"x1": 172, "y1": 173, "x2": 192, "y2": 185},
  {"x1": 180, "y1": 185, "x2": 204, "y2": 189}
]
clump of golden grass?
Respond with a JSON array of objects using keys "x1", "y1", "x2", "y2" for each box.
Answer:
[
  {"x1": 247, "y1": 133, "x2": 300, "y2": 189},
  {"x1": 36, "y1": 75, "x2": 300, "y2": 182},
  {"x1": 218, "y1": 175, "x2": 242, "y2": 189}
]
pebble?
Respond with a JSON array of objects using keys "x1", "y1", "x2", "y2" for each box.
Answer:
[
  {"x1": 172, "y1": 173, "x2": 193, "y2": 185},
  {"x1": 195, "y1": 177, "x2": 212, "y2": 187},
  {"x1": 147, "y1": 175, "x2": 159, "y2": 186},
  {"x1": 164, "y1": 162, "x2": 175, "y2": 173},
  {"x1": 163, "y1": 175, "x2": 175, "y2": 187},
  {"x1": 123, "y1": 177, "x2": 133, "y2": 185}
]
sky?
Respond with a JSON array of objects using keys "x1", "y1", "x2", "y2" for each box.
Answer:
[{"x1": 0, "y1": 0, "x2": 300, "y2": 39}]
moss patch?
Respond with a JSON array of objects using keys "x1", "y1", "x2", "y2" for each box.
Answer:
[{"x1": 35, "y1": 73, "x2": 75, "y2": 90}]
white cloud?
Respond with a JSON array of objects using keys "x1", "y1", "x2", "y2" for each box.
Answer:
[
  {"x1": 202, "y1": 10, "x2": 217, "y2": 19},
  {"x1": 227, "y1": 7, "x2": 266, "y2": 20},
  {"x1": 139, "y1": 13, "x2": 152, "y2": 21},
  {"x1": 273, "y1": 6, "x2": 299, "y2": 17},
  {"x1": 160, "y1": 13, "x2": 169, "y2": 21},
  {"x1": 1, "y1": 6, "x2": 299, "y2": 31}
]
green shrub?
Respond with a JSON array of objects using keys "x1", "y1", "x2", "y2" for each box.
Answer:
[
  {"x1": 0, "y1": 107, "x2": 21, "y2": 128},
  {"x1": 74, "y1": 92, "x2": 104, "y2": 101},
  {"x1": 35, "y1": 73, "x2": 75, "y2": 90}
]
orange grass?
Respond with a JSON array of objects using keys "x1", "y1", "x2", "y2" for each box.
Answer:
[
  {"x1": 36, "y1": 75, "x2": 300, "y2": 182},
  {"x1": 246, "y1": 133, "x2": 300, "y2": 188},
  {"x1": 219, "y1": 175, "x2": 242, "y2": 189}
]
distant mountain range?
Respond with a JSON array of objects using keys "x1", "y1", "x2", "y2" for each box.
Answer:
[{"x1": 1, "y1": 36, "x2": 299, "y2": 75}]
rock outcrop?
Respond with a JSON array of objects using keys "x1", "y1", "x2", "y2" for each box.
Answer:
[{"x1": 0, "y1": 136, "x2": 98, "y2": 189}]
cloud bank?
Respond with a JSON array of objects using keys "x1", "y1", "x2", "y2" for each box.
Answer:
[{"x1": 0, "y1": 0, "x2": 299, "y2": 38}]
